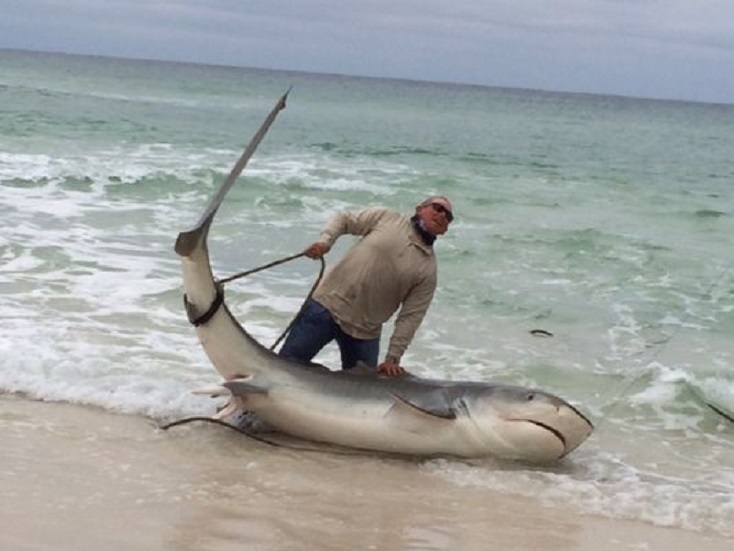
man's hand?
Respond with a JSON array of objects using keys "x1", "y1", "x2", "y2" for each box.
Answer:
[
  {"x1": 377, "y1": 358, "x2": 406, "y2": 376},
  {"x1": 303, "y1": 241, "x2": 331, "y2": 259}
]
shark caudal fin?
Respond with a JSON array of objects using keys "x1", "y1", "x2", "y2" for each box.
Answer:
[{"x1": 174, "y1": 89, "x2": 290, "y2": 258}]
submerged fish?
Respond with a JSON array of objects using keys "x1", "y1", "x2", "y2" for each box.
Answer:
[{"x1": 174, "y1": 92, "x2": 594, "y2": 463}]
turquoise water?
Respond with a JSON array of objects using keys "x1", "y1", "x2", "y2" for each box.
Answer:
[{"x1": 1, "y1": 49, "x2": 734, "y2": 535}]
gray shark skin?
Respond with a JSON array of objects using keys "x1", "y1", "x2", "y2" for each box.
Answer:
[{"x1": 175, "y1": 92, "x2": 594, "y2": 463}]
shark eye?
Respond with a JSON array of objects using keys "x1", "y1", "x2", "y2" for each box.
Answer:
[{"x1": 526, "y1": 392, "x2": 535, "y2": 401}]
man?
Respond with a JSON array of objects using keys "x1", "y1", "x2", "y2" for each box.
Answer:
[{"x1": 278, "y1": 195, "x2": 454, "y2": 376}]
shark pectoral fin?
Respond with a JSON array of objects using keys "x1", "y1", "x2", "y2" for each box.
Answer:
[
  {"x1": 191, "y1": 384, "x2": 230, "y2": 397},
  {"x1": 395, "y1": 390, "x2": 460, "y2": 419},
  {"x1": 384, "y1": 395, "x2": 456, "y2": 434},
  {"x1": 223, "y1": 378, "x2": 269, "y2": 397}
]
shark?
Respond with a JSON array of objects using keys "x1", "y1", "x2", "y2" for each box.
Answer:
[{"x1": 174, "y1": 91, "x2": 594, "y2": 463}]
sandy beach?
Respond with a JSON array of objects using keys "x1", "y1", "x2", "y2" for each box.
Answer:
[{"x1": 1, "y1": 394, "x2": 731, "y2": 551}]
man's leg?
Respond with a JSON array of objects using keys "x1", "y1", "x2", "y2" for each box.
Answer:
[
  {"x1": 335, "y1": 329, "x2": 380, "y2": 370},
  {"x1": 278, "y1": 299, "x2": 339, "y2": 364}
]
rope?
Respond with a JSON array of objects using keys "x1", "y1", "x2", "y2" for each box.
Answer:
[
  {"x1": 159, "y1": 416, "x2": 281, "y2": 446},
  {"x1": 218, "y1": 251, "x2": 326, "y2": 352},
  {"x1": 158, "y1": 416, "x2": 369, "y2": 456},
  {"x1": 219, "y1": 252, "x2": 307, "y2": 284}
]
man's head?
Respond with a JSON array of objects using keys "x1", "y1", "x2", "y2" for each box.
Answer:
[{"x1": 416, "y1": 196, "x2": 454, "y2": 236}]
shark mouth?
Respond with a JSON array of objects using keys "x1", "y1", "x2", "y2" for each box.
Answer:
[{"x1": 522, "y1": 419, "x2": 567, "y2": 451}]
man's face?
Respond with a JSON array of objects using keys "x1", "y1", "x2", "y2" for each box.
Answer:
[{"x1": 416, "y1": 199, "x2": 453, "y2": 236}]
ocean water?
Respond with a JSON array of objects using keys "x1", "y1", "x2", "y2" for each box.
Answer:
[{"x1": 2, "y1": 49, "x2": 734, "y2": 536}]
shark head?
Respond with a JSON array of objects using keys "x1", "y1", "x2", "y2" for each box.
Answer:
[{"x1": 459, "y1": 385, "x2": 594, "y2": 463}]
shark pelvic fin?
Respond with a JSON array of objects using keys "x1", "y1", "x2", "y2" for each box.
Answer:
[
  {"x1": 191, "y1": 385, "x2": 230, "y2": 397},
  {"x1": 223, "y1": 378, "x2": 270, "y2": 397}
]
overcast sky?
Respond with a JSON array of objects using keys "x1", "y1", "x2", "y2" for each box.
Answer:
[{"x1": 2, "y1": 0, "x2": 733, "y2": 104}]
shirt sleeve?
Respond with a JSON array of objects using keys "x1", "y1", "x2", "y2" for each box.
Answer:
[
  {"x1": 319, "y1": 207, "x2": 391, "y2": 247},
  {"x1": 386, "y1": 273, "x2": 437, "y2": 361}
]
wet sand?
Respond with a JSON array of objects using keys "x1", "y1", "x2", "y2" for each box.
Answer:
[{"x1": 1, "y1": 394, "x2": 731, "y2": 551}]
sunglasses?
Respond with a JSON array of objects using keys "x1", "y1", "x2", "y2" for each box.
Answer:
[{"x1": 429, "y1": 202, "x2": 454, "y2": 222}]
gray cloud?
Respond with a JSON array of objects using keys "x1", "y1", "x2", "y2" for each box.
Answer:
[{"x1": 2, "y1": 0, "x2": 733, "y2": 102}]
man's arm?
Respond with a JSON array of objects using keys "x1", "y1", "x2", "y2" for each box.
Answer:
[
  {"x1": 378, "y1": 276, "x2": 436, "y2": 376},
  {"x1": 303, "y1": 207, "x2": 392, "y2": 258}
]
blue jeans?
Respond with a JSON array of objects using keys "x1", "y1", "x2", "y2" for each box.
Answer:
[{"x1": 278, "y1": 299, "x2": 380, "y2": 370}]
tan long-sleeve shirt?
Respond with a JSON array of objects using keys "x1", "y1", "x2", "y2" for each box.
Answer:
[{"x1": 312, "y1": 207, "x2": 437, "y2": 361}]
